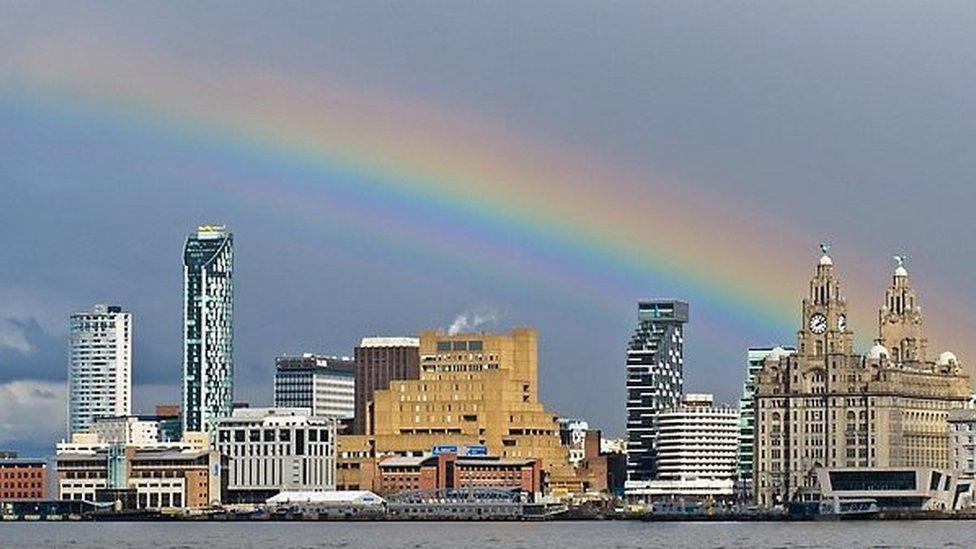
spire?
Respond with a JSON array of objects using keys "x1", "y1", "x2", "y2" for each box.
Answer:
[
  {"x1": 809, "y1": 242, "x2": 841, "y2": 306},
  {"x1": 879, "y1": 252, "x2": 926, "y2": 363}
]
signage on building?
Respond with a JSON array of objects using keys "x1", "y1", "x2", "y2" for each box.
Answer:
[
  {"x1": 464, "y1": 445, "x2": 488, "y2": 456},
  {"x1": 432, "y1": 445, "x2": 459, "y2": 456}
]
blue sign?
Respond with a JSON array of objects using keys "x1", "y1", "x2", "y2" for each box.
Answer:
[
  {"x1": 432, "y1": 445, "x2": 459, "y2": 455},
  {"x1": 464, "y1": 445, "x2": 488, "y2": 456}
]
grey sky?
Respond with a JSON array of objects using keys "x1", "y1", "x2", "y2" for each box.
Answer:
[{"x1": 1, "y1": 2, "x2": 975, "y2": 454}]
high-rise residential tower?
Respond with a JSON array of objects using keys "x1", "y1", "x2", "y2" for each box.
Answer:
[
  {"x1": 182, "y1": 225, "x2": 234, "y2": 433},
  {"x1": 68, "y1": 304, "x2": 132, "y2": 435},
  {"x1": 625, "y1": 300, "x2": 688, "y2": 481},
  {"x1": 275, "y1": 353, "x2": 356, "y2": 419}
]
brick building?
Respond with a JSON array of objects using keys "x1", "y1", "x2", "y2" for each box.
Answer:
[
  {"x1": 378, "y1": 453, "x2": 542, "y2": 496},
  {"x1": 576, "y1": 430, "x2": 627, "y2": 495},
  {"x1": 354, "y1": 337, "x2": 420, "y2": 434},
  {"x1": 57, "y1": 447, "x2": 223, "y2": 509},
  {"x1": 0, "y1": 458, "x2": 48, "y2": 501}
]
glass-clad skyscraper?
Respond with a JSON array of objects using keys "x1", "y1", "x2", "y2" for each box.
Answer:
[
  {"x1": 182, "y1": 225, "x2": 234, "y2": 433},
  {"x1": 625, "y1": 300, "x2": 688, "y2": 481},
  {"x1": 736, "y1": 346, "x2": 794, "y2": 501}
]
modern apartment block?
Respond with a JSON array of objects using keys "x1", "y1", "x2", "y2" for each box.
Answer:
[
  {"x1": 625, "y1": 300, "x2": 688, "y2": 481},
  {"x1": 753, "y1": 251, "x2": 970, "y2": 507},
  {"x1": 275, "y1": 354, "x2": 356, "y2": 419},
  {"x1": 68, "y1": 304, "x2": 132, "y2": 435},
  {"x1": 214, "y1": 408, "x2": 337, "y2": 503},
  {"x1": 182, "y1": 225, "x2": 234, "y2": 433},
  {"x1": 353, "y1": 337, "x2": 420, "y2": 434},
  {"x1": 737, "y1": 346, "x2": 794, "y2": 501},
  {"x1": 626, "y1": 394, "x2": 738, "y2": 501}
]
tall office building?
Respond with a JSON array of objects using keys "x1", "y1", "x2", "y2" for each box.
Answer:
[
  {"x1": 68, "y1": 304, "x2": 132, "y2": 435},
  {"x1": 754, "y1": 250, "x2": 970, "y2": 506},
  {"x1": 275, "y1": 353, "x2": 356, "y2": 419},
  {"x1": 182, "y1": 225, "x2": 234, "y2": 433},
  {"x1": 625, "y1": 300, "x2": 688, "y2": 481},
  {"x1": 353, "y1": 337, "x2": 420, "y2": 434},
  {"x1": 736, "y1": 345, "x2": 794, "y2": 501}
]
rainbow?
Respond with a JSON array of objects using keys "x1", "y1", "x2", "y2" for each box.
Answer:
[{"x1": 2, "y1": 39, "x2": 969, "y2": 360}]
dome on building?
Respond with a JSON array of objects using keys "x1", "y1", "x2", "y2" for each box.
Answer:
[
  {"x1": 867, "y1": 343, "x2": 889, "y2": 360},
  {"x1": 819, "y1": 254, "x2": 833, "y2": 266},
  {"x1": 764, "y1": 346, "x2": 792, "y2": 364},
  {"x1": 894, "y1": 265, "x2": 908, "y2": 277},
  {"x1": 769, "y1": 346, "x2": 788, "y2": 358},
  {"x1": 938, "y1": 351, "x2": 958, "y2": 366}
]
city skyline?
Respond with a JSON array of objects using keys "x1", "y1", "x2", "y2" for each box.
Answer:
[
  {"x1": 3, "y1": 228, "x2": 956, "y2": 456},
  {"x1": 3, "y1": 3, "x2": 976, "y2": 456}
]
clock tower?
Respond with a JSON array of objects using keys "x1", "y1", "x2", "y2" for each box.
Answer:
[{"x1": 797, "y1": 244, "x2": 854, "y2": 358}]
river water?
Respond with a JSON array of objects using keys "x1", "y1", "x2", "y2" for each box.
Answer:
[{"x1": 2, "y1": 520, "x2": 974, "y2": 548}]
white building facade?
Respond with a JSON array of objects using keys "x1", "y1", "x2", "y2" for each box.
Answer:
[
  {"x1": 626, "y1": 394, "x2": 738, "y2": 502},
  {"x1": 88, "y1": 415, "x2": 173, "y2": 445},
  {"x1": 214, "y1": 408, "x2": 337, "y2": 503},
  {"x1": 68, "y1": 304, "x2": 132, "y2": 435},
  {"x1": 949, "y1": 408, "x2": 976, "y2": 479},
  {"x1": 557, "y1": 418, "x2": 590, "y2": 467}
]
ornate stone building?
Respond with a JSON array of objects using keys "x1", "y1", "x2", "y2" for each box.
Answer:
[{"x1": 753, "y1": 248, "x2": 970, "y2": 507}]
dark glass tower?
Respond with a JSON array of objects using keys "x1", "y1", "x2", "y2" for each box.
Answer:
[
  {"x1": 182, "y1": 225, "x2": 234, "y2": 433},
  {"x1": 625, "y1": 300, "x2": 688, "y2": 481}
]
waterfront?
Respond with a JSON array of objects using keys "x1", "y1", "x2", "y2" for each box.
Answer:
[{"x1": 3, "y1": 521, "x2": 976, "y2": 549}]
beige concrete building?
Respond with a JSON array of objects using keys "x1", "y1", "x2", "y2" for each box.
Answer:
[
  {"x1": 343, "y1": 328, "x2": 583, "y2": 493},
  {"x1": 753, "y1": 249, "x2": 970, "y2": 507}
]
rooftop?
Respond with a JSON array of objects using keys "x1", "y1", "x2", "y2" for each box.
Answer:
[
  {"x1": 359, "y1": 337, "x2": 419, "y2": 348},
  {"x1": 267, "y1": 490, "x2": 384, "y2": 505}
]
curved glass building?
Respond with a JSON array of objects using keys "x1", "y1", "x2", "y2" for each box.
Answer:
[{"x1": 182, "y1": 225, "x2": 234, "y2": 433}]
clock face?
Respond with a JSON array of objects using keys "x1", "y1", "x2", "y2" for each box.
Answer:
[
  {"x1": 809, "y1": 313, "x2": 828, "y2": 334},
  {"x1": 837, "y1": 314, "x2": 847, "y2": 332}
]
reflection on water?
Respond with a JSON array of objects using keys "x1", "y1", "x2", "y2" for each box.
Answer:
[{"x1": 2, "y1": 520, "x2": 976, "y2": 549}]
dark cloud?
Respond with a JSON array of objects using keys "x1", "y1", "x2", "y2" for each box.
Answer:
[{"x1": 0, "y1": 317, "x2": 64, "y2": 382}]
